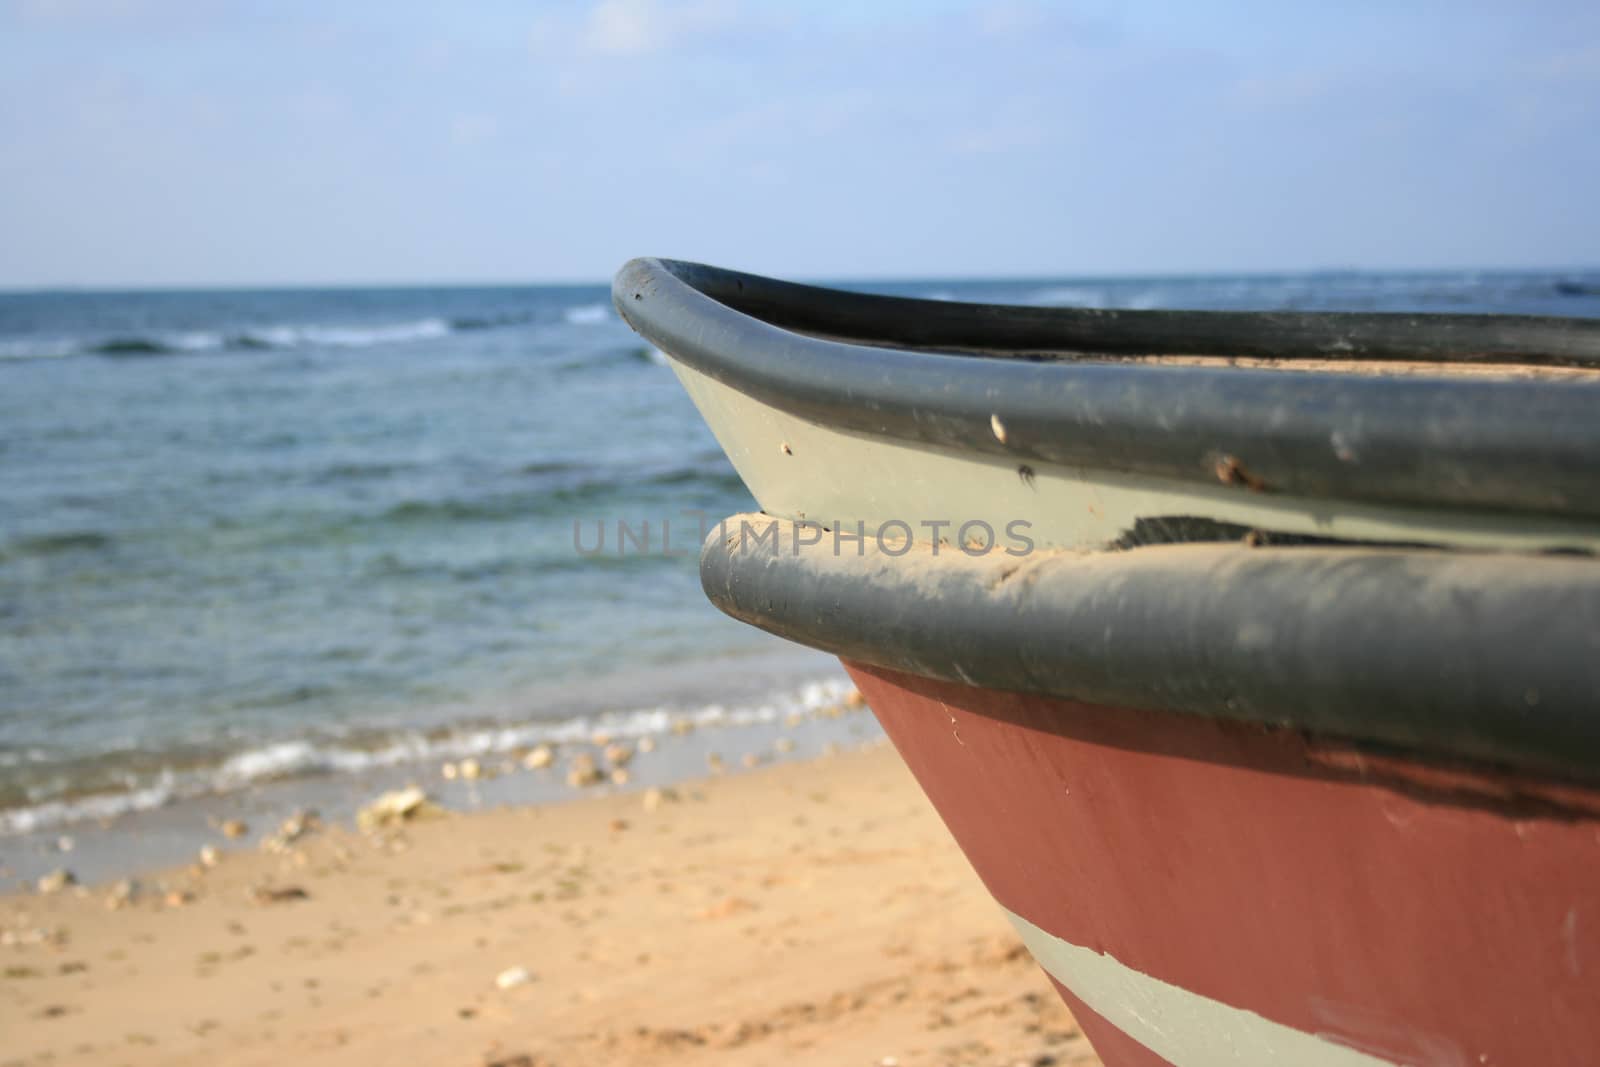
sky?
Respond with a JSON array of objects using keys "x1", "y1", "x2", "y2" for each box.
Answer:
[{"x1": 0, "y1": 0, "x2": 1596, "y2": 287}]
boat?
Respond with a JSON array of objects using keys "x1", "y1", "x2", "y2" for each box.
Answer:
[{"x1": 612, "y1": 257, "x2": 1600, "y2": 1066}]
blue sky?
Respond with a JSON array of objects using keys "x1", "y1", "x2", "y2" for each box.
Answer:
[{"x1": 1, "y1": 1, "x2": 1596, "y2": 286}]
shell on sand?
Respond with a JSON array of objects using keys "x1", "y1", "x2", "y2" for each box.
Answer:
[
  {"x1": 603, "y1": 743, "x2": 634, "y2": 768},
  {"x1": 522, "y1": 744, "x2": 555, "y2": 770},
  {"x1": 495, "y1": 965, "x2": 534, "y2": 990}
]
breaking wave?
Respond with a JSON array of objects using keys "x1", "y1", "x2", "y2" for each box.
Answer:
[
  {"x1": 563, "y1": 303, "x2": 611, "y2": 325},
  {"x1": 0, "y1": 677, "x2": 858, "y2": 835}
]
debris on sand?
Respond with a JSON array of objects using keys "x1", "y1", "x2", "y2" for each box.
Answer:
[
  {"x1": 199, "y1": 846, "x2": 221, "y2": 868},
  {"x1": 522, "y1": 744, "x2": 555, "y2": 770},
  {"x1": 263, "y1": 809, "x2": 320, "y2": 853},
  {"x1": 37, "y1": 869, "x2": 76, "y2": 895},
  {"x1": 603, "y1": 742, "x2": 633, "y2": 768},
  {"x1": 566, "y1": 754, "x2": 603, "y2": 789},
  {"x1": 105, "y1": 879, "x2": 140, "y2": 910},
  {"x1": 495, "y1": 965, "x2": 534, "y2": 991},
  {"x1": 706, "y1": 752, "x2": 726, "y2": 773},
  {"x1": 641, "y1": 787, "x2": 680, "y2": 812},
  {"x1": 250, "y1": 884, "x2": 310, "y2": 906},
  {"x1": 698, "y1": 896, "x2": 755, "y2": 919},
  {"x1": 609, "y1": 768, "x2": 631, "y2": 787},
  {"x1": 164, "y1": 889, "x2": 194, "y2": 908},
  {"x1": 459, "y1": 757, "x2": 484, "y2": 781},
  {"x1": 356, "y1": 787, "x2": 444, "y2": 833}
]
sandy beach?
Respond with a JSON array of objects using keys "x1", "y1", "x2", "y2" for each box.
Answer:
[{"x1": 1, "y1": 745, "x2": 1096, "y2": 1067}]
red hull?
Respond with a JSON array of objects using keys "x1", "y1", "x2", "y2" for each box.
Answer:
[{"x1": 847, "y1": 662, "x2": 1600, "y2": 1067}]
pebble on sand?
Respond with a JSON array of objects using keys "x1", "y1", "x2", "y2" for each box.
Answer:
[
  {"x1": 37, "y1": 868, "x2": 76, "y2": 895},
  {"x1": 636, "y1": 737, "x2": 657, "y2": 754},
  {"x1": 356, "y1": 787, "x2": 444, "y2": 833},
  {"x1": 495, "y1": 965, "x2": 534, "y2": 991},
  {"x1": 603, "y1": 742, "x2": 634, "y2": 768},
  {"x1": 741, "y1": 752, "x2": 763, "y2": 769},
  {"x1": 199, "y1": 846, "x2": 221, "y2": 868},
  {"x1": 566, "y1": 754, "x2": 603, "y2": 789},
  {"x1": 706, "y1": 752, "x2": 726, "y2": 773},
  {"x1": 671, "y1": 718, "x2": 695, "y2": 736},
  {"x1": 522, "y1": 744, "x2": 555, "y2": 770},
  {"x1": 609, "y1": 767, "x2": 632, "y2": 786},
  {"x1": 845, "y1": 688, "x2": 866, "y2": 708},
  {"x1": 641, "y1": 787, "x2": 680, "y2": 811},
  {"x1": 263, "y1": 810, "x2": 319, "y2": 853},
  {"x1": 106, "y1": 878, "x2": 140, "y2": 910},
  {"x1": 220, "y1": 819, "x2": 249, "y2": 840},
  {"x1": 459, "y1": 757, "x2": 483, "y2": 781},
  {"x1": 774, "y1": 737, "x2": 795, "y2": 754}
]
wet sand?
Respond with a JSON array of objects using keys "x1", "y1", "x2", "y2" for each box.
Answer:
[{"x1": 0, "y1": 745, "x2": 1097, "y2": 1067}]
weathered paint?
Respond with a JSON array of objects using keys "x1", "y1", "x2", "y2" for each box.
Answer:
[
  {"x1": 847, "y1": 662, "x2": 1600, "y2": 1067},
  {"x1": 668, "y1": 361, "x2": 1600, "y2": 554}
]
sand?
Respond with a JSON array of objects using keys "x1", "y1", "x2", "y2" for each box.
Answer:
[{"x1": 0, "y1": 746, "x2": 1097, "y2": 1067}]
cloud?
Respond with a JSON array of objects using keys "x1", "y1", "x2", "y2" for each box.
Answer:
[{"x1": 579, "y1": 0, "x2": 740, "y2": 57}]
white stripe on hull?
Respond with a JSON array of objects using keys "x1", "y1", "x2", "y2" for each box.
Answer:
[
  {"x1": 670, "y1": 361, "x2": 1600, "y2": 554},
  {"x1": 1005, "y1": 910, "x2": 1401, "y2": 1067}
]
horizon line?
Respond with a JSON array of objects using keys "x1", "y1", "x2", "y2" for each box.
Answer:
[{"x1": 2, "y1": 261, "x2": 1597, "y2": 296}]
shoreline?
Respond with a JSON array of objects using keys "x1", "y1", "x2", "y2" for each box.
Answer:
[
  {"x1": 0, "y1": 745, "x2": 1097, "y2": 1067},
  {"x1": 0, "y1": 650, "x2": 866, "y2": 891}
]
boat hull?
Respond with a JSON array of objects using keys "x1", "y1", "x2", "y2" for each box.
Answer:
[
  {"x1": 611, "y1": 257, "x2": 1600, "y2": 1066},
  {"x1": 848, "y1": 661, "x2": 1600, "y2": 1067}
]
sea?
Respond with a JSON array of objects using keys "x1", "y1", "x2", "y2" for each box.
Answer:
[{"x1": 3, "y1": 268, "x2": 1598, "y2": 883}]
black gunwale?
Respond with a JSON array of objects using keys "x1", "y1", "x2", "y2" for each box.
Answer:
[
  {"x1": 613, "y1": 257, "x2": 1600, "y2": 520},
  {"x1": 701, "y1": 517, "x2": 1600, "y2": 785}
]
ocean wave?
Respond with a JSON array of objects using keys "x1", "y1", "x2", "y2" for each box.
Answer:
[
  {"x1": 235, "y1": 318, "x2": 452, "y2": 349},
  {"x1": 376, "y1": 464, "x2": 742, "y2": 525},
  {"x1": 563, "y1": 303, "x2": 611, "y2": 325},
  {"x1": 0, "y1": 676, "x2": 858, "y2": 835},
  {"x1": 0, "y1": 529, "x2": 115, "y2": 562},
  {"x1": 1024, "y1": 285, "x2": 1107, "y2": 308},
  {"x1": 449, "y1": 311, "x2": 534, "y2": 331},
  {"x1": 0, "y1": 316, "x2": 480, "y2": 363}
]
